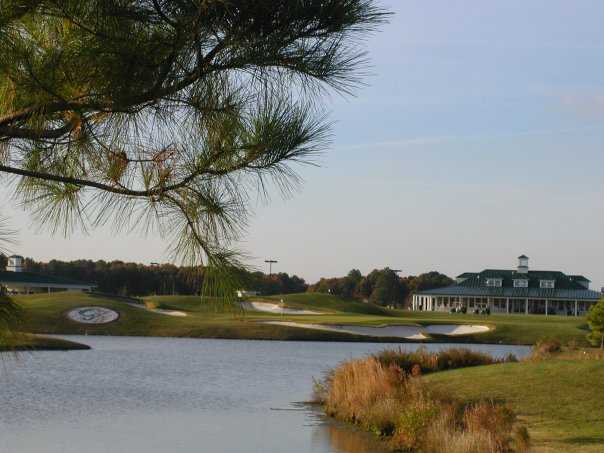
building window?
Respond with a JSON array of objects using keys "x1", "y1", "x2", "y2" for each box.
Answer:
[
  {"x1": 486, "y1": 278, "x2": 502, "y2": 287},
  {"x1": 513, "y1": 279, "x2": 528, "y2": 288},
  {"x1": 540, "y1": 280, "x2": 555, "y2": 289}
]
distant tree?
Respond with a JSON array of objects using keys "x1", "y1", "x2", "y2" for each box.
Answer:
[
  {"x1": 0, "y1": 1, "x2": 388, "y2": 295},
  {"x1": 342, "y1": 269, "x2": 363, "y2": 298},
  {"x1": 369, "y1": 268, "x2": 407, "y2": 306},
  {"x1": 587, "y1": 299, "x2": 604, "y2": 349},
  {"x1": 309, "y1": 267, "x2": 414, "y2": 305},
  {"x1": 357, "y1": 276, "x2": 374, "y2": 300},
  {"x1": 20, "y1": 257, "x2": 304, "y2": 297},
  {"x1": 405, "y1": 271, "x2": 454, "y2": 292},
  {"x1": 308, "y1": 277, "x2": 340, "y2": 295}
]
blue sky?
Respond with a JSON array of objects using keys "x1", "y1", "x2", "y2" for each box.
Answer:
[{"x1": 2, "y1": 1, "x2": 604, "y2": 288}]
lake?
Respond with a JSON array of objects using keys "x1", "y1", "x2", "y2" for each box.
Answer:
[{"x1": 0, "y1": 337, "x2": 530, "y2": 453}]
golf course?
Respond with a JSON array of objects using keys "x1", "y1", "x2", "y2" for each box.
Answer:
[{"x1": 5, "y1": 291, "x2": 595, "y2": 349}]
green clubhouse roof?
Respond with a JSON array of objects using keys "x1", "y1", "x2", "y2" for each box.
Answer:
[{"x1": 425, "y1": 268, "x2": 601, "y2": 301}]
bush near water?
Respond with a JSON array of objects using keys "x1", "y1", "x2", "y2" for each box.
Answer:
[{"x1": 314, "y1": 348, "x2": 529, "y2": 452}]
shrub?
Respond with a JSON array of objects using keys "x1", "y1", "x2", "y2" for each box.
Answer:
[
  {"x1": 324, "y1": 357, "x2": 404, "y2": 424},
  {"x1": 373, "y1": 347, "x2": 499, "y2": 375},
  {"x1": 319, "y1": 350, "x2": 530, "y2": 452},
  {"x1": 531, "y1": 338, "x2": 562, "y2": 360},
  {"x1": 512, "y1": 425, "x2": 532, "y2": 453},
  {"x1": 463, "y1": 402, "x2": 516, "y2": 450}
]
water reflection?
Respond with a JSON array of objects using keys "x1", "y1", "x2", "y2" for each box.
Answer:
[{"x1": 312, "y1": 413, "x2": 389, "y2": 453}]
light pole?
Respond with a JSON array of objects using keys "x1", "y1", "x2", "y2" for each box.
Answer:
[
  {"x1": 392, "y1": 269, "x2": 402, "y2": 309},
  {"x1": 265, "y1": 259, "x2": 278, "y2": 276}
]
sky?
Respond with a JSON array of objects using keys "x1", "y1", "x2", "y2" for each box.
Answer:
[{"x1": 2, "y1": 1, "x2": 604, "y2": 288}]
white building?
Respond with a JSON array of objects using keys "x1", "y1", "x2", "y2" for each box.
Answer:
[{"x1": 412, "y1": 255, "x2": 601, "y2": 317}]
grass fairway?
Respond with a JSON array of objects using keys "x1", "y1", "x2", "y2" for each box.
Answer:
[
  {"x1": 12, "y1": 292, "x2": 593, "y2": 345},
  {"x1": 260, "y1": 293, "x2": 390, "y2": 315},
  {"x1": 15, "y1": 292, "x2": 385, "y2": 342},
  {"x1": 424, "y1": 359, "x2": 604, "y2": 452},
  {"x1": 390, "y1": 309, "x2": 592, "y2": 346}
]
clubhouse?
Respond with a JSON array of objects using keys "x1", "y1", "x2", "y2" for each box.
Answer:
[
  {"x1": 412, "y1": 255, "x2": 601, "y2": 316},
  {"x1": 0, "y1": 255, "x2": 95, "y2": 295}
]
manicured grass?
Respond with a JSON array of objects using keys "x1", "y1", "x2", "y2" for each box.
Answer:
[
  {"x1": 259, "y1": 293, "x2": 391, "y2": 316},
  {"x1": 391, "y1": 310, "x2": 592, "y2": 346},
  {"x1": 12, "y1": 292, "x2": 593, "y2": 345},
  {"x1": 424, "y1": 359, "x2": 604, "y2": 452},
  {"x1": 14, "y1": 292, "x2": 382, "y2": 342}
]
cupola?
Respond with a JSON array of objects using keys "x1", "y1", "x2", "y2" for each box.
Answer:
[
  {"x1": 7, "y1": 255, "x2": 24, "y2": 272},
  {"x1": 517, "y1": 255, "x2": 529, "y2": 274}
]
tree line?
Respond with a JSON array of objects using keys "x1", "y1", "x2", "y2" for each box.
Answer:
[
  {"x1": 1, "y1": 256, "x2": 452, "y2": 304},
  {"x1": 308, "y1": 268, "x2": 453, "y2": 307},
  {"x1": 0, "y1": 256, "x2": 307, "y2": 297}
]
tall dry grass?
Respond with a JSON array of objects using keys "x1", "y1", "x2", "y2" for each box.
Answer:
[
  {"x1": 374, "y1": 346, "x2": 508, "y2": 375},
  {"x1": 529, "y1": 338, "x2": 604, "y2": 361},
  {"x1": 317, "y1": 349, "x2": 530, "y2": 452}
]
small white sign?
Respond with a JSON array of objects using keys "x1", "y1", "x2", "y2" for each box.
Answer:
[{"x1": 67, "y1": 307, "x2": 119, "y2": 324}]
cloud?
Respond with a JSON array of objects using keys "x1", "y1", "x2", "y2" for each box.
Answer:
[
  {"x1": 334, "y1": 125, "x2": 603, "y2": 152},
  {"x1": 558, "y1": 93, "x2": 604, "y2": 117}
]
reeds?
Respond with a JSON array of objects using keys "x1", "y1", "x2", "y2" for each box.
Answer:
[
  {"x1": 317, "y1": 348, "x2": 530, "y2": 452},
  {"x1": 373, "y1": 346, "x2": 505, "y2": 375}
]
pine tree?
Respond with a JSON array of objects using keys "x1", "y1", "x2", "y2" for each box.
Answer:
[{"x1": 0, "y1": 1, "x2": 388, "y2": 295}]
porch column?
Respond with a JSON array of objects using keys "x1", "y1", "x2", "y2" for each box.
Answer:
[
  {"x1": 574, "y1": 300, "x2": 578, "y2": 317},
  {"x1": 506, "y1": 298, "x2": 509, "y2": 314},
  {"x1": 525, "y1": 299, "x2": 529, "y2": 315},
  {"x1": 545, "y1": 299, "x2": 549, "y2": 316}
]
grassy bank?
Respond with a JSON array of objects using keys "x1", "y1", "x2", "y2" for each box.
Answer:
[
  {"x1": 425, "y1": 357, "x2": 604, "y2": 452},
  {"x1": 316, "y1": 347, "x2": 604, "y2": 452},
  {"x1": 315, "y1": 348, "x2": 529, "y2": 452},
  {"x1": 11, "y1": 292, "x2": 593, "y2": 345}
]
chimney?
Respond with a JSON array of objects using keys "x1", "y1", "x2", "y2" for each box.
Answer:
[{"x1": 517, "y1": 255, "x2": 529, "y2": 274}]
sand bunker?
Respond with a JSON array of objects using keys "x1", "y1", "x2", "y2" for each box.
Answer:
[
  {"x1": 150, "y1": 308, "x2": 188, "y2": 317},
  {"x1": 125, "y1": 302, "x2": 188, "y2": 317},
  {"x1": 241, "y1": 301, "x2": 323, "y2": 315},
  {"x1": 264, "y1": 322, "x2": 427, "y2": 340},
  {"x1": 264, "y1": 321, "x2": 491, "y2": 340},
  {"x1": 424, "y1": 324, "x2": 491, "y2": 336}
]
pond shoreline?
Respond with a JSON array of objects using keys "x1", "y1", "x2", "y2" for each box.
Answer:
[{"x1": 1, "y1": 334, "x2": 91, "y2": 352}]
